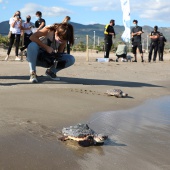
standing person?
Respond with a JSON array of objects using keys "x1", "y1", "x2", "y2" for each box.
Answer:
[
  {"x1": 35, "y1": 11, "x2": 46, "y2": 32},
  {"x1": 158, "y1": 33, "x2": 166, "y2": 61},
  {"x1": 131, "y1": 19, "x2": 144, "y2": 62},
  {"x1": 27, "y1": 16, "x2": 75, "y2": 83},
  {"x1": 19, "y1": 15, "x2": 33, "y2": 54},
  {"x1": 62, "y1": 16, "x2": 71, "y2": 54},
  {"x1": 148, "y1": 26, "x2": 160, "y2": 62},
  {"x1": 5, "y1": 11, "x2": 22, "y2": 61},
  {"x1": 104, "y1": 19, "x2": 115, "y2": 58}
]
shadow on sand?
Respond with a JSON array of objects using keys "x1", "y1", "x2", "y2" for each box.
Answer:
[{"x1": 0, "y1": 75, "x2": 164, "y2": 88}]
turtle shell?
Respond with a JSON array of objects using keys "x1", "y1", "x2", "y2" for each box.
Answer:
[
  {"x1": 106, "y1": 89, "x2": 123, "y2": 97},
  {"x1": 62, "y1": 123, "x2": 95, "y2": 138}
]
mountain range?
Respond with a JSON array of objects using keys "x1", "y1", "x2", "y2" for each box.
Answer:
[{"x1": 0, "y1": 21, "x2": 170, "y2": 48}]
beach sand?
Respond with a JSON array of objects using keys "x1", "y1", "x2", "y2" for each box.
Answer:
[{"x1": 0, "y1": 48, "x2": 170, "y2": 170}]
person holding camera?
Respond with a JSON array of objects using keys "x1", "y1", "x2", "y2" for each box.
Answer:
[
  {"x1": 19, "y1": 15, "x2": 33, "y2": 55},
  {"x1": 115, "y1": 41, "x2": 127, "y2": 62},
  {"x1": 131, "y1": 19, "x2": 144, "y2": 62},
  {"x1": 27, "y1": 16, "x2": 75, "y2": 83},
  {"x1": 5, "y1": 11, "x2": 22, "y2": 61}
]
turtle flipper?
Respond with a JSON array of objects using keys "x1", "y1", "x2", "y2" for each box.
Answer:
[
  {"x1": 58, "y1": 136, "x2": 68, "y2": 141},
  {"x1": 78, "y1": 137, "x2": 94, "y2": 147}
]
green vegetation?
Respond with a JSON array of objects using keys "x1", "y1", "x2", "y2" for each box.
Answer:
[
  {"x1": 1, "y1": 31, "x2": 169, "y2": 52},
  {"x1": 0, "y1": 34, "x2": 9, "y2": 47}
]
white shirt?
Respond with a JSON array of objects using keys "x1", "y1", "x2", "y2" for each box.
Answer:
[
  {"x1": 9, "y1": 17, "x2": 21, "y2": 34},
  {"x1": 22, "y1": 22, "x2": 32, "y2": 34}
]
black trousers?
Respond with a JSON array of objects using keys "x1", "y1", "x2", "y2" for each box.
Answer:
[
  {"x1": 104, "y1": 39, "x2": 112, "y2": 58},
  {"x1": 148, "y1": 42, "x2": 158, "y2": 61},
  {"x1": 158, "y1": 45, "x2": 164, "y2": 61},
  {"x1": 20, "y1": 33, "x2": 32, "y2": 52},
  {"x1": 7, "y1": 34, "x2": 21, "y2": 56},
  {"x1": 132, "y1": 42, "x2": 143, "y2": 54}
]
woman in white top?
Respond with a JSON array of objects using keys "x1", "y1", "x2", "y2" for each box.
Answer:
[
  {"x1": 27, "y1": 16, "x2": 75, "y2": 83},
  {"x1": 5, "y1": 11, "x2": 22, "y2": 61}
]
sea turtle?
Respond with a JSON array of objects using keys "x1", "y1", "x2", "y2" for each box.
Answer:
[
  {"x1": 106, "y1": 89, "x2": 128, "y2": 98},
  {"x1": 58, "y1": 123, "x2": 108, "y2": 147}
]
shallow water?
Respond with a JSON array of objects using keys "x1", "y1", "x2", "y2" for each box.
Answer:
[
  {"x1": 88, "y1": 95, "x2": 170, "y2": 135},
  {"x1": 79, "y1": 96, "x2": 170, "y2": 170}
]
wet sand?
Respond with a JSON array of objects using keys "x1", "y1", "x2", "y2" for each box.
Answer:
[{"x1": 0, "y1": 49, "x2": 170, "y2": 169}]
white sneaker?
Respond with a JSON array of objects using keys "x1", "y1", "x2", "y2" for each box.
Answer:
[
  {"x1": 5, "y1": 55, "x2": 9, "y2": 61},
  {"x1": 15, "y1": 57, "x2": 21, "y2": 61},
  {"x1": 29, "y1": 72, "x2": 38, "y2": 83}
]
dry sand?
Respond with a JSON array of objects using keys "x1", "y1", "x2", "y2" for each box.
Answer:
[{"x1": 0, "y1": 48, "x2": 170, "y2": 170}]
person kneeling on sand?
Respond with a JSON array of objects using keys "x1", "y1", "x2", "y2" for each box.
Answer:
[
  {"x1": 27, "y1": 16, "x2": 75, "y2": 83},
  {"x1": 115, "y1": 41, "x2": 127, "y2": 62}
]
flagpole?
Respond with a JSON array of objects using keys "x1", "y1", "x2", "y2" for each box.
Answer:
[{"x1": 129, "y1": 21, "x2": 131, "y2": 53}]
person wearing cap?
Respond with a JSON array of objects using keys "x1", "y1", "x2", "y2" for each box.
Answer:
[
  {"x1": 104, "y1": 19, "x2": 115, "y2": 58},
  {"x1": 20, "y1": 15, "x2": 33, "y2": 54},
  {"x1": 158, "y1": 33, "x2": 166, "y2": 61},
  {"x1": 131, "y1": 19, "x2": 144, "y2": 62},
  {"x1": 148, "y1": 26, "x2": 160, "y2": 62}
]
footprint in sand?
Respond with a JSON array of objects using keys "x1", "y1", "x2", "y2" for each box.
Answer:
[{"x1": 70, "y1": 88, "x2": 102, "y2": 96}]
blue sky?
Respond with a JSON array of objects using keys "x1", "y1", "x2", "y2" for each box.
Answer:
[{"x1": 0, "y1": 0, "x2": 169, "y2": 27}]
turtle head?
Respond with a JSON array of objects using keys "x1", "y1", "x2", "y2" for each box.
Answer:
[
  {"x1": 122, "y1": 93, "x2": 128, "y2": 97},
  {"x1": 93, "y1": 134, "x2": 108, "y2": 144}
]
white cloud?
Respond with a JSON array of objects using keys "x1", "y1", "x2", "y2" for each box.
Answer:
[
  {"x1": 130, "y1": 0, "x2": 170, "y2": 22},
  {"x1": 0, "y1": 0, "x2": 3, "y2": 3},
  {"x1": 20, "y1": 3, "x2": 72, "y2": 19},
  {"x1": 63, "y1": 0, "x2": 170, "y2": 23},
  {"x1": 91, "y1": 2, "x2": 117, "y2": 11},
  {"x1": 64, "y1": 0, "x2": 119, "y2": 11},
  {"x1": 64, "y1": 0, "x2": 102, "y2": 6}
]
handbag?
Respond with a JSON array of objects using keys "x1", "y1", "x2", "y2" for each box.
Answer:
[
  {"x1": 36, "y1": 49, "x2": 66, "y2": 68},
  {"x1": 8, "y1": 31, "x2": 12, "y2": 38}
]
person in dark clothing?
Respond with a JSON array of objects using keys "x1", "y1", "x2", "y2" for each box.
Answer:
[
  {"x1": 148, "y1": 26, "x2": 160, "y2": 62},
  {"x1": 35, "y1": 11, "x2": 46, "y2": 31},
  {"x1": 131, "y1": 19, "x2": 144, "y2": 62},
  {"x1": 158, "y1": 33, "x2": 166, "y2": 61},
  {"x1": 104, "y1": 19, "x2": 115, "y2": 58}
]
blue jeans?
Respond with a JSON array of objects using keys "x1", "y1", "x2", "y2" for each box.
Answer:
[{"x1": 27, "y1": 42, "x2": 75, "y2": 73}]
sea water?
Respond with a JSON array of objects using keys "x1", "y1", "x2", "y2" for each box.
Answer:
[
  {"x1": 87, "y1": 95, "x2": 170, "y2": 136},
  {"x1": 78, "y1": 96, "x2": 170, "y2": 170}
]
